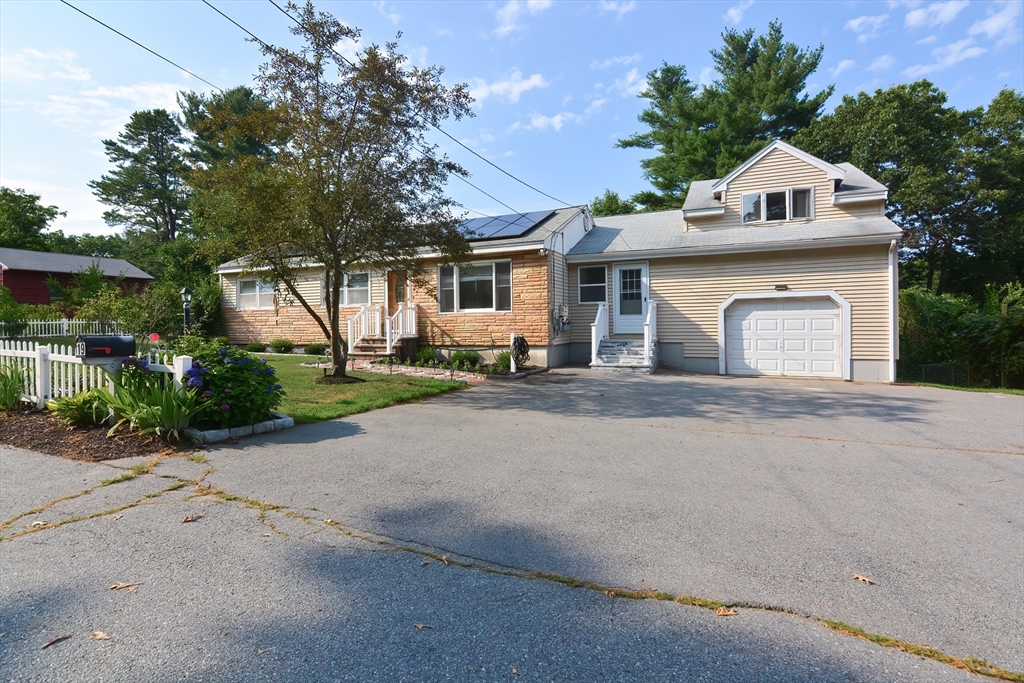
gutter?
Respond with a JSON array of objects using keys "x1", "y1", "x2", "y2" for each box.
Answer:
[
  {"x1": 681, "y1": 206, "x2": 725, "y2": 219},
  {"x1": 565, "y1": 233, "x2": 901, "y2": 264},
  {"x1": 832, "y1": 191, "x2": 888, "y2": 205}
]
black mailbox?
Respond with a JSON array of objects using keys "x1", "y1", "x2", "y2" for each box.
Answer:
[{"x1": 75, "y1": 336, "x2": 136, "y2": 364}]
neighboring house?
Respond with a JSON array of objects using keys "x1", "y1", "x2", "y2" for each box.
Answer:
[
  {"x1": 0, "y1": 247, "x2": 154, "y2": 305},
  {"x1": 218, "y1": 140, "x2": 901, "y2": 382}
]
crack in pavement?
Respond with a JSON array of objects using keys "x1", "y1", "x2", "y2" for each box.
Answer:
[{"x1": 4, "y1": 471, "x2": 1022, "y2": 681}]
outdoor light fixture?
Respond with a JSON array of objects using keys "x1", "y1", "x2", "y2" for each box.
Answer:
[
  {"x1": 180, "y1": 287, "x2": 193, "y2": 332},
  {"x1": 775, "y1": 284, "x2": 789, "y2": 291}
]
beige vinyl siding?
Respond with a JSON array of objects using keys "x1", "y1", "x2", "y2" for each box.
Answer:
[
  {"x1": 650, "y1": 245, "x2": 890, "y2": 359},
  {"x1": 276, "y1": 270, "x2": 323, "y2": 307},
  {"x1": 698, "y1": 148, "x2": 884, "y2": 230},
  {"x1": 220, "y1": 274, "x2": 237, "y2": 307},
  {"x1": 551, "y1": 252, "x2": 570, "y2": 345},
  {"x1": 568, "y1": 264, "x2": 612, "y2": 344},
  {"x1": 370, "y1": 271, "x2": 384, "y2": 306}
]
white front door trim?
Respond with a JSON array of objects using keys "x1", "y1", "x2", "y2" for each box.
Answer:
[
  {"x1": 612, "y1": 261, "x2": 649, "y2": 334},
  {"x1": 718, "y1": 290, "x2": 852, "y2": 381}
]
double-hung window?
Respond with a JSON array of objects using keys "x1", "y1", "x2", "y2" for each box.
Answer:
[
  {"x1": 238, "y1": 279, "x2": 275, "y2": 310},
  {"x1": 323, "y1": 272, "x2": 371, "y2": 306},
  {"x1": 741, "y1": 187, "x2": 814, "y2": 223},
  {"x1": 438, "y1": 261, "x2": 512, "y2": 312},
  {"x1": 578, "y1": 266, "x2": 607, "y2": 303}
]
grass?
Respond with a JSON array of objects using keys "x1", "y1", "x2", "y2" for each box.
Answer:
[
  {"x1": 259, "y1": 354, "x2": 465, "y2": 424},
  {"x1": 913, "y1": 382, "x2": 1024, "y2": 396}
]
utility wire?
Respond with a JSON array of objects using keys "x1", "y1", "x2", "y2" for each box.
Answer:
[
  {"x1": 265, "y1": 0, "x2": 573, "y2": 209},
  {"x1": 205, "y1": 0, "x2": 521, "y2": 215},
  {"x1": 59, "y1": 0, "x2": 223, "y2": 92}
]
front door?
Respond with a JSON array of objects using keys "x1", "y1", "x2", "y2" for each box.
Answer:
[
  {"x1": 613, "y1": 262, "x2": 648, "y2": 334},
  {"x1": 387, "y1": 270, "x2": 407, "y2": 316}
]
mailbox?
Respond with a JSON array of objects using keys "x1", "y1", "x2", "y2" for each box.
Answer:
[{"x1": 75, "y1": 336, "x2": 136, "y2": 365}]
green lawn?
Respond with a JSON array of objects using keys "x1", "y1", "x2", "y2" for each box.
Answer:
[
  {"x1": 260, "y1": 354, "x2": 465, "y2": 423},
  {"x1": 913, "y1": 382, "x2": 1024, "y2": 396}
]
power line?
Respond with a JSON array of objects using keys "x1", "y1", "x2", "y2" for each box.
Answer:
[
  {"x1": 264, "y1": 0, "x2": 573, "y2": 209},
  {"x1": 205, "y1": 0, "x2": 520, "y2": 215},
  {"x1": 59, "y1": 0, "x2": 223, "y2": 92}
]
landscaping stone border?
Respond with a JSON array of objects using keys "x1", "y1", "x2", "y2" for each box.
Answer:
[{"x1": 185, "y1": 412, "x2": 294, "y2": 445}]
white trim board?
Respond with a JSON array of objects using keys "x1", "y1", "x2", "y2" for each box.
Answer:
[
  {"x1": 711, "y1": 140, "x2": 846, "y2": 192},
  {"x1": 717, "y1": 290, "x2": 853, "y2": 381}
]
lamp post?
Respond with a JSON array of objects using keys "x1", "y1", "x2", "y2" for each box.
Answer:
[{"x1": 180, "y1": 287, "x2": 193, "y2": 334}]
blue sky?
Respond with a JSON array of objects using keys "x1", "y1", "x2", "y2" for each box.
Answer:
[{"x1": 1, "y1": 0, "x2": 1021, "y2": 236}]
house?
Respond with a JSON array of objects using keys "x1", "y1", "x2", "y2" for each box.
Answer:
[
  {"x1": 0, "y1": 247, "x2": 154, "y2": 305},
  {"x1": 217, "y1": 140, "x2": 901, "y2": 382}
]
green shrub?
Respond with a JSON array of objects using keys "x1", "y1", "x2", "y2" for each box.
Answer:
[
  {"x1": 47, "y1": 389, "x2": 107, "y2": 427},
  {"x1": 183, "y1": 346, "x2": 285, "y2": 428},
  {"x1": 0, "y1": 365, "x2": 24, "y2": 410},
  {"x1": 269, "y1": 338, "x2": 295, "y2": 354},
  {"x1": 450, "y1": 350, "x2": 481, "y2": 367},
  {"x1": 303, "y1": 343, "x2": 327, "y2": 355},
  {"x1": 246, "y1": 341, "x2": 267, "y2": 352},
  {"x1": 105, "y1": 382, "x2": 204, "y2": 444},
  {"x1": 494, "y1": 351, "x2": 512, "y2": 373},
  {"x1": 416, "y1": 345, "x2": 438, "y2": 364}
]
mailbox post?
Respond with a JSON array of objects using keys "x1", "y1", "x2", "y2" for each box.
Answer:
[{"x1": 74, "y1": 336, "x2": 137, "y2": 379}]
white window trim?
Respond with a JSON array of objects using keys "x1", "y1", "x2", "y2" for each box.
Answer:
[
  {"x1": 320, "y1": 272, "x2": 371, "y2": 308},
  {"x1": 438, "y1": 259, "x2": 512, "y2": 313},
  {"x1": 741, "y1": 186, "x2": 815, "y2": 224},
  {"x1": 237, "y1": 278, "x2": 275, "y2": 311},
  {"x1": 577, "y1": 265, "x2": 607, "y2": 304}
]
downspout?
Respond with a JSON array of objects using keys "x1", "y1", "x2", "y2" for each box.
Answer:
[{"x1": 888, "y1": 239, "x2": 898, "y2": 383}]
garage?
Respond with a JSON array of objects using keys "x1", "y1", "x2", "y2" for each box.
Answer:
[{"x1": 724, "y1": 297, "x2": 842, "y2": 378}]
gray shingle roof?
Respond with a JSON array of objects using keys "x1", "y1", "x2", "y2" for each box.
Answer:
[
  {"x1": 568, "y1": 213, "x2": 901, "y2": 258},
  {"x1": 681, "y1": 180, "x2": 722, "y2": 212},
  {"x1": 0, "y1": 247, "x2": 153, "y2": 279},
  {"x1": 217, "y1": 206, "x2": 586, "y2": 271},
  {"x1": 835, "y1": 163, "x2": 888, "y2": 196}
]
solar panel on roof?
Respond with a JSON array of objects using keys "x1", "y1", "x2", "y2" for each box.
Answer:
[{"x1": 460, "y1": 210, "x2": 555, "y2": 241}]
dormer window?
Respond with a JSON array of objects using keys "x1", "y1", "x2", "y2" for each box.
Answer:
[{"x1": 742, "y1": 187, "x2": 814, "y2": 224}]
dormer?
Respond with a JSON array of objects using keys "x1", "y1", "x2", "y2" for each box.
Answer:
[{"x1": 681, "y1": 140, "x2": 888, "y2": 230}]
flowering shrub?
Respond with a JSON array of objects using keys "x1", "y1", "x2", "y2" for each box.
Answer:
[{"x1": 183, "y1": 346, "x2": 284, "y2": 428}]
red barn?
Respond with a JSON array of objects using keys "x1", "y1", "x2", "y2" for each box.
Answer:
[{"x1": 0, "y1": 247, "x2": 153, "y2": 304}]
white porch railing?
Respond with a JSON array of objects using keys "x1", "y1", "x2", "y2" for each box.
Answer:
[
  {"x1": 643, "y1": 301, "x2": 658, "y2": 367},
  {"x1": 385, "y1": 303, "x2": 418, "y2": 352},
  {"x1": 346, "y1": 305, "x2": 383, "y2": 354},
  {"x1": 0, "y1": 319, "x2": 124, "y2": 339},
  {"x1": 0, "y1": 340, "x2": 184, "y2": 409},
  {"x1": 590, "y1": 302, "x2": 609, "y2": 366}
]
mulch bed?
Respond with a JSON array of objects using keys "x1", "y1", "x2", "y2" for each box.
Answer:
[{"x1": 0, "y1": 409, "x2": 169, "y2": 462}]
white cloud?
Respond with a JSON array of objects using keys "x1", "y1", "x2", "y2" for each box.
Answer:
[
  {"x1": 724, "y1": 0, "x2": 754, "y2": 24},
  {"x1": 470, "y1": 69, "x2": 549, "y2": 105},
  {"x1": 698, "y1": 66, "x2": 715, "y2": 86},
  {"x1": 332, "y1": 35, "x2": 361, "y2": 63},
  {"x1": 407, "y1": 46, "x2": 429, "y2": 67},
  {"x1": 608, "y1": 67, "x2": 645, "y2": 97},
  {"x1": 479, "y1": 132, "x2": 495, "y2": 142},
  {"x1": 598, "y1": 1, "x2": 638, "y2": 19},
  {"x1": 437, "y1": 28, "x2": 454, "y2": 38},
  {"x1": 527, "y1": 111, "x2": 581, "y2": 132},
  {"x1": 82, "y1": 83, "x2": 183, "y2": 111},
  {"x1": 917, "y1": 34, "x2": 939, "y2": 43},
  {"x1": 0, "y1": 49, "x2": 91, "y2": 83},
  {"x1": 887, "y1": 0, "x2": 923, "y2": 8},
  {"x1": 844, "y1": 14, "x2": 889, "y2": 42},
  {"x1": 969, "y1": 1, "x2": 1023, "y2": 47},
  {"x1": 867, "y1": 55, "x2": 896, "y2": 72},
  {"x1": 373, "y1": 0, "x2": 401, "y2": 24},
  {"x1": 561, "y1": 93, "x2": 573, "y2": 106},
  {"x1": 585, "y1": 98, "x2": 608, "y2": 115},
  {"x1": 0, "y1": 175, "x2": 108, "y2": 235},
  {"x1": 493, "y1": 0, "x2": 552, "y2": 36},
  {"x1": 903, "y1": 37, "x2": 988, "y2": 77},
  {"x1": 905, "y1": 1, "x2": 969, "y2": 28},
  {"x1": 590, "y1": 53, "x2": 642, "y2": 69},
  {"x1": 830, "y1": 59, "x2": 857, "y2": 77}
]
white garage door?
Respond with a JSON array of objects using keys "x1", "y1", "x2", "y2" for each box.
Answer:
[{"x1": 725, "y1": 298, "x2": 842, "y2": 378}]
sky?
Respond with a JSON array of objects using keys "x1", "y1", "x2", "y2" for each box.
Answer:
[{"x1": 1, "y1": 0, "x2": 1022, "y2": 237}]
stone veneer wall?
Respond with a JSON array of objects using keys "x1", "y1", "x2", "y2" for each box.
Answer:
[
  {"x1": 221, "y1": 304, "x2": 364, "y2": 346},
  {"x1": 410, "y1": 251, "x2": 552, "y2": 349}
]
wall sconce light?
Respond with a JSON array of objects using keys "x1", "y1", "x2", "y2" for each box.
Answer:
[{"x1": 775, "y1": 284, "x2": 788, "y2": 291}]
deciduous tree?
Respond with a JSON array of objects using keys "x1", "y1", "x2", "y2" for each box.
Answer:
[{"x1": 0, "y1": 187, "x2": 64, "y2": 251}]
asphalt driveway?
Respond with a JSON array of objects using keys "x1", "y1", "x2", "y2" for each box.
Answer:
[{"x1": 2, "y1": 369, "x2": 1021, "y2": 681}]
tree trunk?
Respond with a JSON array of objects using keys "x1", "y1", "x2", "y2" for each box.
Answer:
[
  {"x1": 329, "y1": 274, "x2": 347, "y2": 377},
  {"x1": 925, "y1": 239, "x2": 938, "y2": 292}
]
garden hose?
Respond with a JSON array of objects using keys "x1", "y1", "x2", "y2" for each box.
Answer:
[{"x1": 511, "y1": 335, "x2": 530, "y2": 366}]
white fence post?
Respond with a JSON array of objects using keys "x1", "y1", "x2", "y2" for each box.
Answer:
[
  {"x1": 35, "y1": 345, "x2": 50, "y2": 410},
  {"x1": 172, "y1": 355, "x2": 193, "y2": 391},
  {"x1": 510, "y1": 333, "x2": 517, "y2": 374}
]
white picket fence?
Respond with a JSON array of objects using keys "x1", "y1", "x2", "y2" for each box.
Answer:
[
  {"x1": 0, "y1": 340, "x2": 190, "y2": 409},
  {"x1": 0, "y1": 319, "x2": 124, "y2": 339}
]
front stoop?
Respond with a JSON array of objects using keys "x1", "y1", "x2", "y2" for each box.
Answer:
[
  {"x1": 349, "y1": 336, "x2": 418, "y2": 362},
  {"x1": 590, "y1": 338, "x2": 658, "y2": 375}
]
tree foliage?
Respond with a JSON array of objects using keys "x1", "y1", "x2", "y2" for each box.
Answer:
[
  {"x1": 590, "y1": 189, "x2": 636, "y2": 217},
  {"x1": 190, "y1": 2, "x2": 473, "y2": 375},
  {"x1": 618, "y1": 21, "x2": 832, "y2": 211},
  {"x1": 89, "y1": 109, "x2": 190, "y2": 243},
  {"x1": 0, "y1": 187, "x2": 65, "y2": 251}
]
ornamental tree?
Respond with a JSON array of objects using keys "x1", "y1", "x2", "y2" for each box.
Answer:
[{"x1": 191, "y1": 1, "x2": 473, "y2": 377}]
